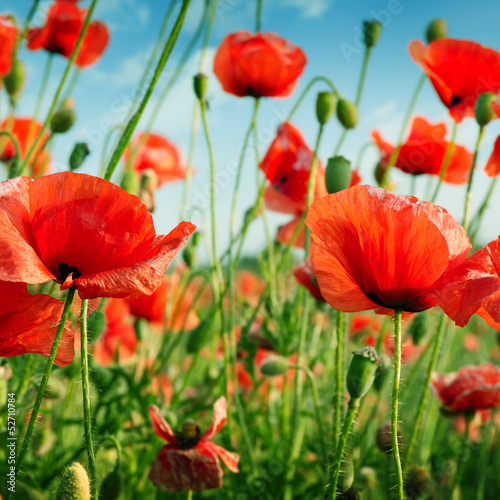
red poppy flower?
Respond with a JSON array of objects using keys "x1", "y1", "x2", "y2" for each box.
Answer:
[
  {"x1": 431, "y1": 363, "x2": 500, "y2": 412},
  {"x1": 149, "y1": 397, "x2": 239, "y2": 491},
  {"x1": 124, "y1": 133, "x2": 188, "y2": 186},
  {"x1": 27, "y1": 1, "x2": 108, "y2": 66},
  {"x1": 409, "y1": 39, "x2": 500, "y2": 122},
  {"x1": 213, "y1": 31, "x2": 306, "y2": 98},
  {"x1": 0, "y1": 16, "x2": 17, "y2": 77},
  {"x1": 276, "y1": 217, "x2": 305, "y2": 248},
  {"x1": 0, "y1": 281, "x2": 74, "y2": 366},
  {"x1": 433, "y1": 236, "x2": 500, "y2": 329},
  {"x1": 0, "y1": 172, "x2": 195, "y2": 299},
  {"x1": 261, "y1": 122, "x2": 327, "y2": 216},
  {"x1": 305, "y1": 185, "x2": 470, "y2": 314},
  {"x1": 94, "y1": 299, "x2": 137, "y2": 367},
  {"x1": 485, "y1": 135, "x2": 500, "y2": 177},
  {"x1": 0, "y1": 117, "x2": 51, "y2": 177},
  {"x1": 366, "y1": 333, "x2": 422, "y2": 363},
  {"x1": 293, "y1": 258, "x2": 325, "y2": 302},
  {"x1": 349, "y1": 314, "x2": 381, "y2": 336},
  {"x1": 372, "y1": 116, "x2": 473, "y2": 184}
]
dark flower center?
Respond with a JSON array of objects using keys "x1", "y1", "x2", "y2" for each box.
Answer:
[
  {"x1": 450, "y1": 95, "x2": 462, "y2": 107},
  {"x1": 58, "y1": 262, "x2": 82, "y2": 282}
]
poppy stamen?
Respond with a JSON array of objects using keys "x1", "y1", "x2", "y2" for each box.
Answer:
[{"x1": 58, "y1": 262, "x2": 82, "y2": 282}]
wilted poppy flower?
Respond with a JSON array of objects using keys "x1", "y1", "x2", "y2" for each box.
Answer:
[
  {"x1": 27, "y1": 1, "x2": 108, "y2": 67},
  {"x1": 293, "y1": 258, "x2": 325, "y2": 302},
  {"x1": 372, "y1": 116, "x2": 473, "y2": 184},
  {"x1": 0, "y1": 117, "x2": 51, "y2": 177},
  {"x1": 409, "y1": 39, "x2": 500, "y2": 122},
  {"x1": 0, "y1": 16, "x2": 17, "y2": 77},
  {"x1": 0, "y1": 172, "x2": 195, "y2": 299},
  {"x1": 305, "y1": 185, "x2": 470, "y2": 314},
  {"x1": 148, "y1": 396, "x2": 239, "y2": 491},
  {"x1": 0, "y1": 281, "x2": 74, "y2": 366},
  {"x1": 431, "y1": 363, "x2": 500, "y2": 412},
  {"x1": 94, "y1": 299, "x2": 137, "y2": 367},
  {"x1": 485, "y1": 136, "x2": 500, "y2": 177},
  {"x1": 213, "y1": 31, "x2": 306, "y2": 98},
  {"x1": 434, "y1": 235, "x2": 500, "y2": 329},
  {"x1": 124, "y1": 133, "x2": 188, "y2": 186}
]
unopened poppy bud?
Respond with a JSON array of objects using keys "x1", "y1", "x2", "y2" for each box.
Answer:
[
  {"x1": 358, "y1": 467, "x2": 377, "y2": 490},
  {"x1": 120, "y1": 169, "x2": 140, "y2": 196},
  {"x1": 99, "y1": 466, "x2": 124, "y2": 500},
  {"x1": 340, "y1": 454, "x2": 354, "y2": 490},
  {"x1": 87, "y1": 309, "x2": 106, "y2": 343},
  {"x1": 425, "y1": 18, "x2": 447, "y2": 43},
  {"x1": 316, "y1": 91, "x2": 337, "y2": 125},
  {"x1": 194, "y1": 72, "x2": 208, "y2": 101},
  {"x1": 4, "y1": 58, "x2": 25, "y2": 101},
  {"x1": 134, "y1": 318, "x2": 149, "y2": 341},
  {"x1": 363, "y1": 21, "x2": 382, "y2": 48},
  {"x1": 69, "y1": 142, "x2": 90, "y2": 171},
  {"x1": 260, "y1": 355, "x2": 290, "y2": 377},
  {"x1": 376, "y1": 420, "x2": 403, "y2": 454},
  {"x1": 325, "y1": 155, "x2": 352, "y2": 194},
  {"x1": 408, "y1": 312, "x2": 428, "y2": 345},
  {"x1": 8, "y1": 157, "x2": 22, "y2": 178},
  {"x1": 405, "y1": 466, "x2": 434, "y2": 499},
  {"x1": 346, "y1": 346, "x2": 381, "y2": 400},
  {"x1": 50, "y1": 99, "x2": 76, "y2": 134},
  {"x1": 191, "y1": 230, "x2": 201, "y2": 247},
  {"x1": 140, "y1": 170, "x2": 159, "y2": 212},
  {"x1": 475, "y1": 92, "x2": 498, "y2": 127},
  {"x1": 373, "y1": 357, "x2": 389, "y2": 392},
  {"x1": 181, "y1": 418, "x2": 199, "y2": 439},
  {"x1": 186, "y1": 319, "x2": 208, "y2": 353},
  {"x1": 55, "y1": 462, "x2": 90, "y2": 500},
  {"x1": 336, "y1": 98, "x2": 358, "y2": 129},
  {"x1": 182, "y1": 244, "x2": 197, "y2": 268}
]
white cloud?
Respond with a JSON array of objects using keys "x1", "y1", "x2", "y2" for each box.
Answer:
[
  {"x1": 279, "y1": 0, "x2": 331, "y2": 19},
  {"x1": 95, "y1": 0, "x2": 151, "y2": 32}
]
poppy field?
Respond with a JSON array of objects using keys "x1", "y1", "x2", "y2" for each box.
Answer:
[{"x1": 2, "y1": 1, "x2": 500, "y2": 499}]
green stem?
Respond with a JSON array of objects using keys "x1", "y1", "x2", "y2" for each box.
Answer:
[
  {"x1": 381, "y1": 74, "x2": 426, "y2": 188},
  {"x1": 16, "y1": 0, "x2": 40, "y2": 52},
  {"x1": 256, "y1": 0, "x2": 263, "y2": 31},
  {"x1": 333, "y1": 130, "x2": 347, "y2": 156},
  {"x1": 354, "y1": 47, "x2": 371, "y2": 107},
  {"x1": 103, "y1": 0, "x2": 191, "y2": 181},
  {"x1": 187, "y1": 490, "x2": 193, "y2": 500},
  {"x1": 470, "y1": 176, "x2": 498, "y2": 246},
  {"x1": 476, "y1": 409, "x2": 495, "y2": 500},
  {"x1": 287, "y1": 76, "x2": 339, "y2": 122},
  {"x1": 10, "y1": 288, "x2": 76, "y2": 500},
  {"x1": 333, "y1": 310, "x2": 345, "y2": 448},
  {"x1": 354, "y1": 141, "x2": 376, "y2": 170},
  {"x1": 451, "y1": 413, "x2": 472, "y2": 495},
  {"x1": 391, "y1": 309, "x2": 405, "y2": 500},
  {"x1": 403, "y1": 313, "x2": 446, "y2": 470},
  {"x1": 431, "y1": 122, "x2": 458, "y2": 202},
  {"x1": 463, "y1": 126, "x2": 485, "y2": 233},
  {"x1": 328, "y1": 398, "x2": 360, "y2": 499},
  {"x1": 31, "y1": 53, "x2": 53, "y2": 128},
  {"x1": 80, "y1": 299, "x2": 97, "y2": 499},
  {"x1": 21, "y1": 0, "x2": 100, "y2": 172}
]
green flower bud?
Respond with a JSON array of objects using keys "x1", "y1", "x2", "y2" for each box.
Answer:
[
  {"x1": 260, "y1": 355, "x2": 290, "y2": 377},
  {"x1": 358, "y1": 467, "x2": 377, "y2": 490},
  {"x1": 405, "y1": 466, "x2": 435, "y2": 499},
  {"x1": 50, "y1": 99, "x2": 76, "y2": 134},
  {"x1": 181, "y1": 418, "x2": 200, "y2": 439},
  {"x1": 134, "y1": 318, "x2": 149, "y2": 341},
  {"x1": 408, "y1": 312, "x2": 428, "y2": 346},
  {"x1": 193, "y1": 73, "x2": 208, "y2": 101},
  {"x1": 87, "y1": 309, "x2": 106, "y2": 343},
  {"x1": 425, "y1": 18, "x2": 447, "y2": 43},
  {"x1": 186, "y1": 320, "x2": 209, "y2": 354},
  {"x1": 8, "y1": 157, "x2": 22, "y2": 178},
  {"x1": 340, "y1": 454, "x2": 354, "y2": 490},
  {"x1": 56, "y1": 462, "x2": 90, "y2": 500},
  {"x1": 99, "y1": 466, "x2": 124, "y2": 500},
  {"x1": 182, "y1": 244, "x2": 197, "y2": 268},
  {"x1": 336, "y1": 98, "x2": 358, "y2": 129},
  {"x1": 325, "y1": 155, "x2": 352, "y2": 194},
  {"x1": 346, "y1": 346, "x2": 381, "y2": 400},
  {"x1": 191, "y1": 230, "x2": 201, "y2": 246},
  {"x1": 69, "y1": 142, "x2": 90, "y2": 171},
  {"x1": 4, "y1": 58, "x2": 25, "y2": 102},
  {"x1": 475, "y1": 92, "x2": 498, "y2": 127},
  {"x1": 373, "y1": 356, "x2": 390, "y2": 393},
  {"x1": 316, "y1": 91, "x2": 337, "y2": 125},
  {"x1": 120, "y1": 169, "x2": 140, "y2": 196},
  {"x1": 363, "y1": 21, "x2": 382, "y2": 48}
]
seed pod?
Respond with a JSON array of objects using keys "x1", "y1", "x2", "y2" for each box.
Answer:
[
  {"x1": 87, "y1": 309, "x2": 106, "y2": 343},
  {"x1": 193, "y1": 73, "x2": 208, "y2": 101},
  {"x1": 363, "y1": 21, "x2": 382, "y2": 48},
  {"x1": 425, "y1": 19, "x2": 447, "y2": 43},
  {"x1": 336, "y1": 98, "x2": 358, "y2": 129},
  {"x1": 51, "y1": 99, "x2": 76, "y2": 134},
  {"x1": 260, "y1": 355, "x2": 290, "y2": 377},
  {"x1": 69, "y1": 142, "x2": 90, "y2": 171},
  {"x1": 4, "y1": 58, "x2": 25, "y2": 102},
  {"x1": 316, "y1": 91, "x2": 337, "y2": 125},
  {"x1": 55, "y1": 462, "x2": 90, "y2": 500},
  {"x1": 325, "y1": 156, "x2": 352, "y2": 194},
  {"x1": 346, "y1": 346, "x2": 381, "y2": 399}
]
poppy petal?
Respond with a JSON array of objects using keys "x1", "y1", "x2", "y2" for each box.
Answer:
[
  {"x1": 201, "y1": 396, "x2": 228, "y2": 442},
  {"x1": 208, "y1": 443, "x2": 240, "y2": 473},
  {"x1": 485, "y1": 136, "x2": 500, "y2": 177},
  {"x1": 149, "y1": 405, "x2": 178, "y2": 445}
]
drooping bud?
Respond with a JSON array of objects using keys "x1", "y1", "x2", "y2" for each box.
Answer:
[
  {"x1": 134, "y1": 318, "x2": 149, "y2": 341},
  {"x1": 316, "y1": 91, "x2": 337, "y2": 125},
  {"x1": 340, "y1": 454, "x2": 354, "y2": 490},
  {"x1": 475, "y1": 92, "x2": 498, "y2": 127},
  {"x1": 376, "y1": 420, "x2": 403, "y2": 454},
  {"x1": 425, "y1": 18, "x2": 447, "y2": 43},
  {"x1": 373, "y1": 356, "x2": 389, "y2": 393},
  {"x1": 408, "y1": 312, "x2": 428, "y2": 346},
  {"x1": 193, "y1": 73, "x2": 208, "y2": 101},
  {"x1": 50, "y1": 98, "x2": 76, "y2": 134},
  {"x1": 139, "y1": 169, "x2": 159, "y2": 212},
  {"x1": 69, "y1": 142, "x2": 90, "y2": 171},
  {"x1": 405, "y1": 466, "x2": 435, "y2": 499},
  {"x1": 182, "y1": 244, "x2": 197, "y2": 268},
  {"x1": 363, "y1": 21, "x2": 382, "y2": 48},
  {"x1": 4, "y1": 58, "x2": 25, "y2": 103},
  {"x1": 336, "y1": 98, "x2": 358, "y2": 129},
  {"x1": 260, "y1": 355, "x2": 290, "y2": 377},
  {"x1": 120, "y1": 169, "x2": 140, "y2": 196},
  {"x1": 55, "y1": 463, "x2": 90, "y2": 500},
  {"x1": 99, "y1": 466, "x2": 124, "y2": 500},
  {"x1": 346, "y1": 346, "x2": 381, "y2": 400},
  {"x1": 325, "y1": 155, "x2": 352, "y2": 194},
  {"x1": 87, "y1": 309, "x2": 106, "y2": 343}
]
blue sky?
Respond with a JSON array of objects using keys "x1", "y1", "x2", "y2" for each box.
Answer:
[{"x1": 4, "y1": 0, "x2": 500, "y2": 255}]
